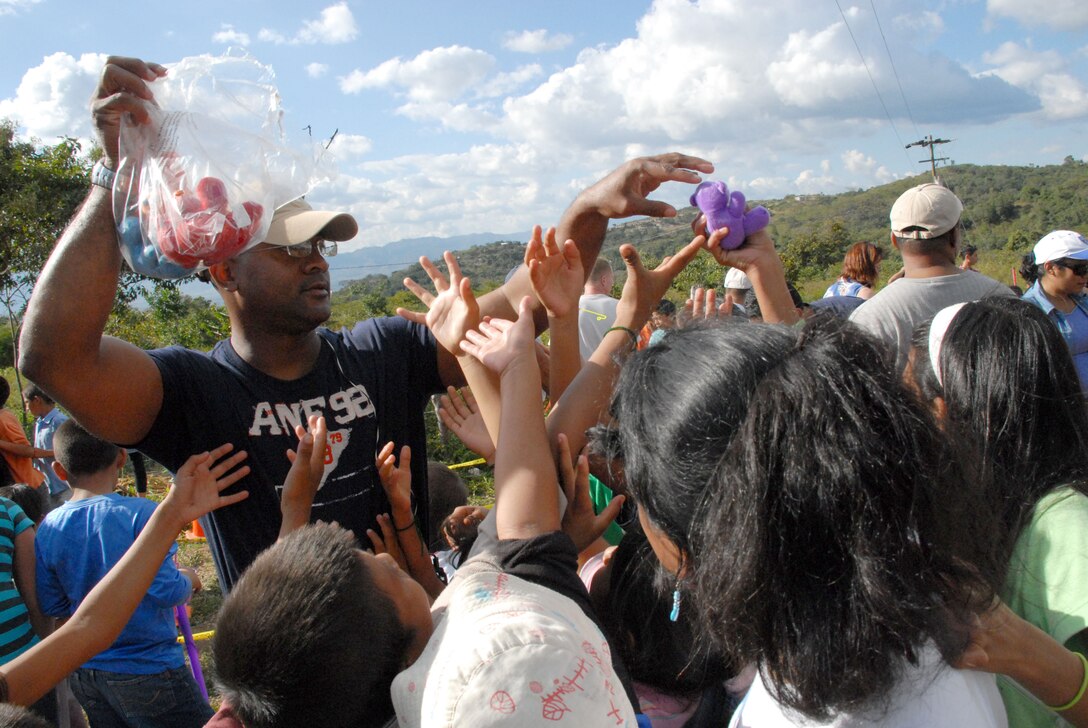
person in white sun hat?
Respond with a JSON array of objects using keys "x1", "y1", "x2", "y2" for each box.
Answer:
[{"x1": 1020, "y1": 230, "x2": 1088, "y2": 391}]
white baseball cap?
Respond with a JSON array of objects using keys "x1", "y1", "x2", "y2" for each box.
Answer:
[
  {"x1": 1033, "y1": 230, "x2": 1088, "y2": 264},
  {"x1": 723, "y1": 268, "x2": 753, "y2": 290}
]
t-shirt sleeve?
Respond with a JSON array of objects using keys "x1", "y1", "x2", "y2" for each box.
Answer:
[
  {"x1": 132, "y1": 346, "x2": 213, "y2": 469},
  {"x1": 5, "y1": 502, "x2": 31, "y2": 537},
  {"x1": 1021, "y1": 491, "x2": 1088, "y2": 648},
  {"x1": 492, "y1": 532, "x2": 591, "y2": 609},
  {"x1": 34, "y1": 523, "x2": 69, "y2": 618}
]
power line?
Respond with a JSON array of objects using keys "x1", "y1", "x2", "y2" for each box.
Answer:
[
  {"x1": 834, "y1": 0, "x2": 914, "y2": 168},
  {"x1": 868, "y1": 0, "x2": 920, "y2": 139}
]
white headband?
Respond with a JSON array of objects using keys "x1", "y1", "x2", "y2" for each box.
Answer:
[{"x1": 928, "y1": 302, "x2": 969, "y2": 387}]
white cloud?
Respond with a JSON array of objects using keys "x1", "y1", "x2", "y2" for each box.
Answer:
[
  {"x1": 340, "y1": 46, "x2": 494, "y2": 102},
  {"x1": 893, "y1": 10, "x2": 944, "y2": 34},
  {"x1": 258, "y1": 28, "x2": 287, "y2": 44},
  {"x1": 987, "y1": 0, "x2": 1088, "y2": 30},
  {"x1": 477, "y1": 65, "x2": 543, "y2": 98},
  {"x1": 260, "y1": 3, "x2": 357, "y2": 45},
  {"x1": 212, "y1": 24, "x2": 250, "y2": 46},
  {"x1": 306, "y1": 62, "x2": 329, "y2": 78},
  {"x1": 0, "y1": 0, "x2": 40, "y2": 16},
  {"x1": 0, "y1": 52, "x2": 106, "y2": 142},
  {"x1": 983, "y1": 42, "x2": 1088, "y2": 120},
  {"x1": 502, "y1": 29, "x2": 574, "y2": 53},
  {"x1": 329, "y1": 133, "x2": 372, "y2": 160},
  {"x1": 298, "y1": 3, "x2": 358, "y2": 44}
]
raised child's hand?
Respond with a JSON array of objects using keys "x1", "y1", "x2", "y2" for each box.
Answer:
[
  {"x1": 163, "y1": 443, "x2": 249, "y2": 529},
  {"x1": 366, "y1": 514, "x2": 409, "y2": 572},
  {"x1": 613, "y1": 239, "x2": 703, "y2": 332},
  {"x1": 376, "y1": 442, "x2": 413, "y2": 515},
  {"x1": 279, "y1": 415, "x2": 328, "y2": 538},
  {"x1": 557, "y1": 434, "x2": 624, "y2": 552},
  {"x1": 437, "y1": 387, "x2": 495, "y2": 462},
  {"x1": 397, "y1": 251, "x2": 480, "y2": 355},
  {"x1": 459, "y1": 296, "x2": 537, "y2": 377},
  {"x1": 526, "y1": 225, "x2": 583, "y2": 319}
]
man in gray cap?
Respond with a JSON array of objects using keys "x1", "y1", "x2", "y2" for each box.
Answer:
[
  {"x1": 18, "y1": 56, "x2": 714, "y2": 590},
  {"x1": 849, "y1": 182, "x2": 1013, "y2": 372}
]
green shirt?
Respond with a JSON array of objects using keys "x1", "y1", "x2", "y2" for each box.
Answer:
[
  {"x1": 1001, "y1": 486, "x2": 1088, "y2": 727},
  {"x1": 587, "y1": 474, "x2": 624, "y2": 547}
]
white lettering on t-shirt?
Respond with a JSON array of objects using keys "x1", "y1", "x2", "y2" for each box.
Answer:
[
  {"x1": 249, "y1": 403, "x2": 283, "y2": 436},
  {"x1": 248, "y1": 385, "x2": 376, "y2": 436}
]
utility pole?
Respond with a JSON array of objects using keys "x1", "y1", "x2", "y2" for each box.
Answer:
[{"x1": 905, "y1": 135, "x2": 952, "y2": 181}]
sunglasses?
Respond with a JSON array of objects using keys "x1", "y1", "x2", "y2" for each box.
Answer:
[{"x1": 1055, "y1": 259, "x2": 1088, "y2": 277}]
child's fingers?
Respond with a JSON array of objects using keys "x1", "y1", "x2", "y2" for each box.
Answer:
[
  {"x1": 443, "y1": 250, "x2": 463, "y2": 285},
  {"x1": 418, "y1": 256, "x2": 450, "y2": 292},
  {"x1": 208, "y1": 449, "x2": 248, "y2": 479},
  {"x1": 217, "y1": 490, "x2": 250, "y2": 508},
  {"x1": 597, "y1": 494, "x2": 625, "y2": 526},
  {"x1": 556, "y1": 434, "x2": 576, "y2": 501},
  {"x1": 377, "y1": 513, "x2": 399, "y2": 545},
  {"x1": 462, "y1": 387, "x2": 478, "y2": 411},
  {"x1": 206, "y1": 442, "x2": 235, "y2": 463},
  {"x1": 216, "y1": 464, "x2": 251, "y2": 490},
  {"x1": 366, "y1": 528, "x2": 386, "y2": 554}
]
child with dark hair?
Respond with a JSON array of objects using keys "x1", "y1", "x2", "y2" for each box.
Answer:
[
  {"x1": 0, "y1": 486, "x2": 46, "y2": 528},
  {"x1": 0, "y1": 442, "x2": 247, "y2": 710},
  {"x1": 35, "y1": 420, "x2": 216, "y2": 727},
  {"x1": 582, "y1": 533, "x2": 742, "y2": 727},
  {"x1": 572, "y1": 224, "x2": 1006, "y2": 725},
  {"x1": 910, "y1": 297, "x2": 1088, "y2": 726}
]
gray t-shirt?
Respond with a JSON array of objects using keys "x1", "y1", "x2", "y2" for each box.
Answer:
[
  {"x1": 578, "y1": 293, "x2": 619, "y2": 360},
  {"x1": 849, "y1": 270, "x2": 1015, "y2": 372}
]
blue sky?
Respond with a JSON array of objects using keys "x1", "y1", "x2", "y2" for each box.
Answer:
[{"x1": 1, "y1": 0, "x2": 1085, "y2": 251}]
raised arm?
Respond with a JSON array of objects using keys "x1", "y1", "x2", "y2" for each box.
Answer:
[
  {"x1": 461, "y1": 298, "x2": 558, "y2": 540},
  {"x1": 526, "y1": 227, "x2": 584, "y2": 401},
  {"x1": 3, "y1": 444, "x2": 248, "y2": 706},
  {"x1": 375, "y1": 443, "x2": 446, "y2": 600},
  {"x1": 405, "y1": 154, "x2": 714, "y2": 385},
  {"x1": 698, "y1": 221, "x2": 799, "y2": 326},
  {"x1": 18, "y1": 56, "x2": 168, "y2": 444},
  {"x1": 546, "y1": 237, "x2": 704, "y2": 460}
]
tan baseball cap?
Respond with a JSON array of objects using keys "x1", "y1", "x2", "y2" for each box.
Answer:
[
  {"x1": 890, "y1": 183, "x2": 963, "y2": 239},
  {"x1": 263, "y1": 198, "x2": 358, "y2": 246}
]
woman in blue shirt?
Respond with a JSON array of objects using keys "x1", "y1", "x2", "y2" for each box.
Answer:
[{"x1": 1020, "y1": 230, "x2": 1088, "y2": 392}]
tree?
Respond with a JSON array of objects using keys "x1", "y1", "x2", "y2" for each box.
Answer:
[{"x1": 0, "y1": 121, "x2": 90, "y2": 421}]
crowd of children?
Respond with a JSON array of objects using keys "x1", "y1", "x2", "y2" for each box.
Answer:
[
  {"x1": 0, "y1": 207, "x2": 1086, "y2": 727},
  {"x1": 0, "y1": 224, "x2": 1083, "y2": 728}
]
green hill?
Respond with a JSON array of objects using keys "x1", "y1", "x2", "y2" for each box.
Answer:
[{"x1": 333, "y1": 159, "x2": 1088, "y2": 309}]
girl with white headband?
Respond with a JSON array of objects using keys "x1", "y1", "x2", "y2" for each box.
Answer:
[{"x1": 910, "y1": 297, "x2": 1088, "y2": 727}]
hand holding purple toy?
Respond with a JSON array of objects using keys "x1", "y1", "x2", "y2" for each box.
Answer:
[{"x1": 690, "y1": 181, "x2": 770, "y2": 251}]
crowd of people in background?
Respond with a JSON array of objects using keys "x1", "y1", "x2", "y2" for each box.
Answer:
[{"x1": 0, "y1": 54, "x2": 1085, "y2": 728}]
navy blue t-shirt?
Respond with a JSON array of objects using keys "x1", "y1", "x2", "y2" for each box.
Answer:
[{"x1": 135, "y1": 317, "x2": 443, "y2": 591}]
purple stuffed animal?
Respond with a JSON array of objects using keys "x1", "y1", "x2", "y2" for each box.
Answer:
[{"x1": 690, "y1": 181, "x2": 770, "y2": 251}]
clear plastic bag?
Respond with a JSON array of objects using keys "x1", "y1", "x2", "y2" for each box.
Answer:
[{"x1": 113, "y1": 53, "x2": 330, "y2": 278}]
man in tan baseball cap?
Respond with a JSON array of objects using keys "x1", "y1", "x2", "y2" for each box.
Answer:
[{"x1": 849, "y1": 182, "x2": 1014, "y2": 372}]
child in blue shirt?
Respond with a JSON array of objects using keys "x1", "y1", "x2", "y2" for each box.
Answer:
[{"x1": 35, "y1": 420, "x2": 212, "y2": 728}]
